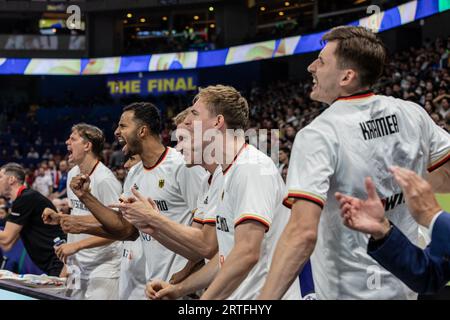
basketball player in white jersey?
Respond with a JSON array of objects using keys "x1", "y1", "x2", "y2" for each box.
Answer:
[
  {"x1": 57, "y1": 123, "x2": 122, "y2": 300},
  {"x1": 115, "y1": 107, "x2": 223, "y2": 279},
  {"x1": 45, "y1": 152, "x2": 147, "y2": 300},
  {"x1": 66, "y1": 102, "x2": 205, "y2": 291},
  {"x1": 118, "y1": 154, "x2": 147, "y2": 300},
  {"x1": 145, "y1": 85, "x2": 301, "y2": 300},
  {"x1": 259, "y1": 26, "x2": 450, "y2": 300}
]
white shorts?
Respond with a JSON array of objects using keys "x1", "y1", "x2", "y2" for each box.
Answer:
[{"x1": 68, "y1": 277, "x2": 119, "y2": 300}]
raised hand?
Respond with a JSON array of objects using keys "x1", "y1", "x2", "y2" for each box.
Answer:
[
  {"x1": 70, "y1": 174, "x2": 91, "y2": 199},
  {"x1": 335, "y1": 177, "x2": 390, "y2": 240},
  {"x1": 390, "y1": 166, "x2": 442, "y2": 227},
  {"x1": 42, "y1": 207, "x2": 64, "y2": 225}
]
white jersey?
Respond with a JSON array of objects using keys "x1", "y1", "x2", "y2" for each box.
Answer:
[
  {"x1": 285, "y1": 93, "x2": 450, "y2": 300},
  {"x1": 32, "y1": 175, "x2": 53, "y2": 197},
  {"x1": 193, "y1": 165, "x2": 221, "y2": 226},
  {"x1": 119, "y1": 239, "x2": 147, "y2": 300},
  {"x1": 124, "y1": 147, "x2": 205, "y2": 283},
  {"x1": 118, "y1": 162, "x2": 147, "y2": 300},
  {"x1": 215, "y1": 144, "x2": 301, "y2": 300},
  {"x1": 67, "y1": 161, "x2": 122, "y2": 280}
]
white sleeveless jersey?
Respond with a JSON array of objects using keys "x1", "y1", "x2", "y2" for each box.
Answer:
[
  {"x1": 285, "y1": 93, "x2": 450, "y2": 300},
  {"x1": 119, "y1": 162, "x2": 147, "y2": 300},
  {"x1": 123, "y1": 147, "x2": 205, "y2": 283},
  {"x1": 193, "y1": 165, "x2": 221, "y2": 226},
  {"x1": 215, "y1": 144, "x2": 301, "y2": 300},
  {"x1": 67, "y1": 161, "x2": 122, "y2": 280}
]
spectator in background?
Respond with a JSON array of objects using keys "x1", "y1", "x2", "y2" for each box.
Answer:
[
  {"x1": 32, "y1": 166, "x2": 53, "y2": 198},
  {"x1": 277, "y1": 147, "x2": 290, "y2": 175},
  {"x1": 114, "y1": 168, "x2": 126, "y2": 185},
  {"x1": 281, "y1": 165, "x2": 289, "y2": 183},
  {"x1": 0, "y1": 196, "x2": 8, "y2": 223},
  {"x1": 101, "y1": 143, "x2": 112, "y2": 166},
  {"x1": 12, "y1": 149, "x2": 22, "y2": 161},
  {"x1": 42, "y1": 148, "x2": 53, "y2": 161},
  {"x1": 109, "y1": 143, "x2": 124, "y2": 169},
  {"x1": 49, "y1": 160, "x2": 68, "y2": 200},
  {"x1": 434, "y1": 95, "x2": 450, "y2": 119},
  {"x1": 26, "y1": 147, "x2": 39, "y2": 159}
]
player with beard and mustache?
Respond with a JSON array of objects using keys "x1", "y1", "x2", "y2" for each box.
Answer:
[{"x1": 44, "y1": 102, "x2": 205, "y2": 299}]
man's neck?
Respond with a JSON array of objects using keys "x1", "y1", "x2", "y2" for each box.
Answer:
[
  {"x1": 203, "y1": 162, "x2": 218, "y2": 175},
  {"x1": 9, "y1": 184, "x2": 22, "y2": 202},
  {"x1": 220, "y1": 134, "x2": 246, "y2": 172},
  {"x1": 331, "y1": 86, "x2": 371, "y2": 103},
  {"x1": 78, "y1": 154, "x2": 100, "y2": 175},
  {"x1": 140, "y1": 138, "x2": 166, "y2": 168}
]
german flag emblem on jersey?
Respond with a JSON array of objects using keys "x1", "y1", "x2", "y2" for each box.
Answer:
[{"x1": 158, "y1": 179, "x2": 165, "y2": 188}]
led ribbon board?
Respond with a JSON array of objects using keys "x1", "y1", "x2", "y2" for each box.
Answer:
[{"x1": 0, "y1": 0, "x2": 448, "y2": 76}]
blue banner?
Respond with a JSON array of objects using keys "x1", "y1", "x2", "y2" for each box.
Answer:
[{"x1": 106, "y1": 72, "x2": 198, "y2": 96}]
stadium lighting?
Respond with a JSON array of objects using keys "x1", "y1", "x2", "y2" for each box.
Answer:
[
  {"x1": 194, "y1": 15, "x2": 199, "y2": 20},
  {"x1": 127, "y1": 13, "x2": 133, "y2": 18},
  {"x1": 209, "y1": 6, "x2": 214, "y2": 12},
  {"x1": 140, "y1": 18, "x2": 146, "y2": 23},
  {"x1": 260, "y1": 6, "x2": 266, "y2": 11}
]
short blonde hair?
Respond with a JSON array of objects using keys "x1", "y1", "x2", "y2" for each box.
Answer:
[
  {"x1": 193, "y1": 85, "x2": 249, "y2": 130},
  {"x1": 173, "y1": 108, "x2": 191, "y2": 126},
  {"x1": 72, "y1": 123, "x2": 105, "y2": 160}
]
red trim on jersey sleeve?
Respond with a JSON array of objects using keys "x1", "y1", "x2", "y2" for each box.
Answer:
[
  {"x1": 192, "y1": 217, "x2": 205, "y2": 225},
  {"x1": 234, "y1": 215, "x2": 270, "y2": 232},
  {"x1": 428, "y1": 151, "x2": 450, "y2": 172},
  {"x1": 283, "y1": 192, "x2": 325, "y2": 209},
  {"x1": 203, "y1": 218, "x2": 216, "y2": 225}
]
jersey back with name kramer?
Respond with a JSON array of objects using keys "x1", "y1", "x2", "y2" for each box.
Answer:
[
  {"x1": 216, "y1": 144, "x2": 301, "y2": 300},
  {"x1": 67, "y1": 161, "x2": 122, "y2": 280},
  {"x1": 123, "y1": 147, "x2": 205, "y2": 282},
  {"x1": 285, "y1": 93, "x2": 450, "y2": 299}
]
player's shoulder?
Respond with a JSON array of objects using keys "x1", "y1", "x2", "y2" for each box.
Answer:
[
  {"x1": 161, "y1": 147, "x2": 185, "y2": 171},
  {"x1": 94, "y1": 162, "x2": 121, "y2": 184},
  {"x1": 67, "y1": 166, "x2": 79, "y2": 178},
  {"x1": 165, "y1": 147, "x2": 185, "y2": 163},
  {"x1": 233, "y1": 144, "x2": 279, "y2": 176}
]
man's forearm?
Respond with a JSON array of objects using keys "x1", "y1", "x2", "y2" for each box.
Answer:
[
  {"x1": 144, "y1": 214, "x2": 214, "y2": 260},
  {"x1": 427, "y1": 162, "x2": 450, "y2": 193},
  {"x1": 139, "y1": 223, "x2": 205, "y2": 261},
  {"x1": 0, "y1": 231, "x2": 18, "y2": 252},
  {"x1": 79, "y1": 192, "x2": 136, "y2": 239},
  {"x1": 200, "y1": 246, "x2": 258, "y2": 300},
  {"x1": 75, "y1": 236, "x2": 115, "y2": 251},
  {"x1": 259, "y1": 226, "x2": 315, "y2": 299},
  {"x1": 175, "y1": 253, "x2": 220, "y2": 298},
  {"x1": 66, "y1": 215, "x2": 134, "y2": 240}
]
